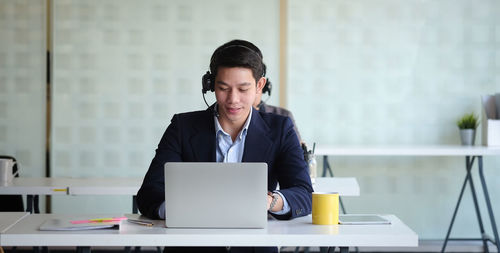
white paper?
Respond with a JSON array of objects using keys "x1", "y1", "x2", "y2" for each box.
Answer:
[{"x1": 39, "y1": 218, "x2": 119, "y2": 231}]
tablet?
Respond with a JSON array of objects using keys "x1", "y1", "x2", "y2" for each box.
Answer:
[{"x1": 338, "y1": 214, "x2": 391, "y2": 225}]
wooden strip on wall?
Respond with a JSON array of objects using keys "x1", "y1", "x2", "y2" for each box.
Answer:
[
  {"x1": 279, "y1": 0, "x2": 287, "y2": 108},
  {"x1": 45, "y1": 0, "x2": 52, "y2": 212}
]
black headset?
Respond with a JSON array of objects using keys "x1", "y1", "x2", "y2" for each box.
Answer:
[{"x1": 201, "y1": 44, "x2": 272, "y2": 96}]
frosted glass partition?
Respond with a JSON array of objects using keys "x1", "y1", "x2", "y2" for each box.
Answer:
[
  {"x1": 288, "y1": 0, "x2": 500, "y2": 239},
  {"x1": 0, "y1": 0, "x2": 46, "y2": 178},
  {"x1": 51, "y1": 0, "x2": 279, "y2": 213}
]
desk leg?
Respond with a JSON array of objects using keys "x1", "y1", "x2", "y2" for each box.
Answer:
[
  {"x1": 478, "y1": 156, "x2": 500, "y2": 252},
  {"x1": 441, "y1": 157, "x2": 474, "y2": 253},
  {"x1": 34, "y1": 195, "x2": 40, "y2": 213},
  {"x1": 76, "y1": 247, "x2": 91, "y2": 253},
  {"x1": 442, "y1": 155, "x2": 500, "y2": 253},
  {"x1": 133, "y1": 195, "x2": 138, "y2": 214},
  {"x1": 322, "y1": 156, "x2": 334, "y2": 177},
  {"x1": 26, "y1": 195, "x2": 33, "y2": 213},
  {"x1": 465, "y1": 157, "x2": 489, "y2": 252},
  {"x1": 321, "y1": 156, "x2": 347, "y2": 214}
]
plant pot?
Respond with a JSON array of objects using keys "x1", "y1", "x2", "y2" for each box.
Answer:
[{"x1": 460, "y1": 129, "x2": 476, "y2": 146}]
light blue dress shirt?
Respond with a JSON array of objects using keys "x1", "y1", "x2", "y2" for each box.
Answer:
[{"x1": 158, "y1": 107, "x2": 289, "y2": 218}]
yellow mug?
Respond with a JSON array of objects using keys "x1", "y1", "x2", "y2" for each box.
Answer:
[{"x1": 312, "y1": 192, "x2": 339, "y2": 225}]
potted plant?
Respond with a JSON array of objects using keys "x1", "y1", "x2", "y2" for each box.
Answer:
[{"x1": 457, "y1": 113, "x2": 479, "y2": 145}]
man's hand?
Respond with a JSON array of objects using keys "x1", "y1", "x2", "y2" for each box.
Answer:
[
  {"x1": 267, "y1": 192, "x2": 273, "y2": 210},
  {"x1": 267, "y1": 192, "x2": 284, "y2": 212}
]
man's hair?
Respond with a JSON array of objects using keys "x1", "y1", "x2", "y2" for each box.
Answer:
[{"x1": 209, "y1": 40, "x2": 265, "y2": 82}]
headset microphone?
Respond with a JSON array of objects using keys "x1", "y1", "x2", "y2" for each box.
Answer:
[
  {"x1": 202, "y1": 71, "x2": 213, "y2": 108},
  {"x1": 212, "y1": 103, "x2": 219, "y2": 118}
]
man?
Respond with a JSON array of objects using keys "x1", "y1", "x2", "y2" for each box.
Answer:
[{"x1": 137, "y1": 40, "x2": 313, "y2": 253}]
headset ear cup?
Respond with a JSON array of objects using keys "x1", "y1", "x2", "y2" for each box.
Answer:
[
  {"x1": 210, "y1": 74, "x2": 215, "y2": 92},
  {"x1": 263, "y1": 78, "x2": 272, "y2": 96},
  {"x1": 202, "y1": 71, "x2": 214, "y2": 94}
]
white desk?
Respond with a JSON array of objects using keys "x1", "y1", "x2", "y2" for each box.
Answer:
[
  {"x1": 0, "y1": 178, "x2": 68, "y2": 195},
  {"x1": 0, "y1": 212, "x2": 29, "y2": 234},
  {"x1": 68, "y1": 177, "x2": 359, "y2": 196},
  {"x1": 0, "y1": 177, "x2": 360, "y2": 214},
  {"x1": 65, "y1": 178, "x2": 143, "y2": 195},
  {"x1": 315, "y1": 145, "x2": 500, "y2": 252},
  {"x1": 316, "y1": 145, "x2": 500, "y2": 156},
  {"x1": 0, "y1": 178, "x2": 142, "y2": 213},
  {"x1": 0, "y1": 178, "x2": 69, "y2": 213},
  {"x1": 313, "y1": 177, "x2": 359, "y2": 196},
  {"x1": 0, "y1": 177, "x2": 143, "y2": 196},
  {"x1": 0, "y1": 213, "x2": 417, "y2": 252}
]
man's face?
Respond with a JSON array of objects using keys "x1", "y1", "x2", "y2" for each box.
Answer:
[{"x1": 214, "y1": 67, "x2": 265, "y2": 127}]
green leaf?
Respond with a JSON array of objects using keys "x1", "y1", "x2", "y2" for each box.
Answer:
[{"x1": 457, "y1": 113, "x2": 479, "y2": 129}]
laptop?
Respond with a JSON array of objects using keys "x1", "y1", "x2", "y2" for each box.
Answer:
[{"x1": 164, "y1": 162, "x2": 268, "y2": 229}]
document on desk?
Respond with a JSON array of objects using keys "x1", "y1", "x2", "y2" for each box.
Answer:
[{"x1": 39, "y1": 216, "x2": 125, "y2": 231}]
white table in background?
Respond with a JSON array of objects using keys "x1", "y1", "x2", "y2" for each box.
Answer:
[
  {"x1": 66, "y1": 178, "x2": 142, "y2": 195},
  {"x1": 315, "y1": 145, "x2": 500, "y2": 253},
  {"x1": 0, "y1": 178, "x2": 141, "y2": 213},
  {"x1": 0, "y1": 213, "x2": 417, "y2": 253},
  {"x1": 313, "y1": 177, "x2": 359, "y2": 196},
  {"x1": 1, "y1": 177, "x2": 359, "y2": 214},
  {"x1": 66, "y1": 178, "x2": 143, "y2": 214},
  {"x1": 0, "y1": 178, "x2": 69, "y2": 213}
]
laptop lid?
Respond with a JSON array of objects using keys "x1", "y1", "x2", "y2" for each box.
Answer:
[{"x1": 164, "y1": 162, "x2": 268, "y2": 229}]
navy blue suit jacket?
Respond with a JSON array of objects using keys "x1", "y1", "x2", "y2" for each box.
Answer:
[{"x1": 137, "y1": 107, "x2": 313, "y2": 220}]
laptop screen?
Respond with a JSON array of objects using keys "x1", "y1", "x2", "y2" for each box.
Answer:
[{"x1": 164, "y1": 162, "x2": 268, "y2": 228}]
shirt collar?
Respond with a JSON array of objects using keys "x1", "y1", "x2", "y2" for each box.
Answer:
[{"x1": 214, "y1": 106, "x2": 253, "y2": 141}]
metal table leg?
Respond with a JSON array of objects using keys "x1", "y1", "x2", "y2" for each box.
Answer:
[
  {"x1": 26, "y1": 195, "x2": 34, "y2": 213},
  {"x1": 441, "y1": 157, "x2": 474, "y2": 253},
  {"x1": 34, "y1": 195, "x2": 40, "y2": 213},
  {"x1": 133, "y1": 195, "x2": 138, "y2": 214},
  {"x1": 478, "y1": 156, "x2": 500, "y2": 252},
  {"x1": 76, "y1": 246, "x2": 91, "y2": 253},
  {"x1": 322, "y1": 156, "x2": 334, "y2": 177},
  {"x1": 466, "y1": 157, "x2": 489, "y2": 252},
  {"x1": 339, "y1": 246, "x2": 349, "y2": 253},
  {"x1": 442, "y1": 155, "x2": 499, "y2": 253},
  {"x1": 322, "y1": 156, "x2": 346, "y2": 214}
]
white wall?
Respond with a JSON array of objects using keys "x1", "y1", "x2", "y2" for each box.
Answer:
[
  {"x1": 288, "y1": 0, "x2": 500, "y2": 239},
  {"x1": 1, "y1": 0, "x2": 499, "y2": 241},
  {"x1": 49, "y1": 0, "x2": 280, "y2": 213},
  {"x1": 0, "y1": 0, "x2": 46, "y2": 177}
]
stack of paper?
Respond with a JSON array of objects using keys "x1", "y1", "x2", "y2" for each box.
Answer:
[{"x1": 39, "y1": 216, "x2": 126, "y2": 231}]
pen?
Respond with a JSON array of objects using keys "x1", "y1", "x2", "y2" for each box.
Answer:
[{"x1": 127, "y1": 219, "x2": 154, "y2": 227}]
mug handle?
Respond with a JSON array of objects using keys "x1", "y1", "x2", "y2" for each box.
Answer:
[{"x1": 11, "y1": 161, "x2": 18, "y2": 177}]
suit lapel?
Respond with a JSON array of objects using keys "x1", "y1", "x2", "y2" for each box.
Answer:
[
  {"x1": 242, "y1": 109, "x2": 273, "y2": 162},
  {"x1": 189, "y1": 109, "x2": 216, "y2": 162}
]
